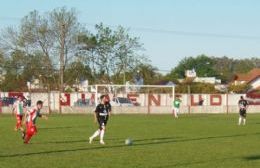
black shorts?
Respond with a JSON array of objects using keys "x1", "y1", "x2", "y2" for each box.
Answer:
[
  {"x1": 239, "y1": 109, "x2": 247, "y2": 117},
  {"x1": 97, "y1": 116, "x2": 109, "y2": 129}
]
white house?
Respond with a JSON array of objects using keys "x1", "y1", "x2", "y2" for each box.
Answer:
[{"x1": 178, "y1": 69, "x2": 221, "y2": 84}]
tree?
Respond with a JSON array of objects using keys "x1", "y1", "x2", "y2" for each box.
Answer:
[
  {"x1": 228, "y1": 83, "x2": 251, "y2": 93},
  {"x1": 0, "y1": 50, "x2": 27, "y2": 91},
  {"x1": 132, "y1": 63, "x2": 162, "y2": 84},
  {"x1": 0, "y1": 9, "x2": 147, "y2": 90},
  {"x1": 212, "y1": 57, "x2": 260, "y2": 83},
  {"x1": 167, "y1": 54, "x2": 218, "y2": 79},
  {"x1": 77, "y1": 23, "x2": 146, "y2": 84},
  {"x1": 0, "y1": 7, "x2": 83, "y2": 87},
  {"x1": 175, "y1": 83, "x2": 217, "y2": 94},
  {"x1": 64, "y1": 61, "x2": 93, "y2": 86}
]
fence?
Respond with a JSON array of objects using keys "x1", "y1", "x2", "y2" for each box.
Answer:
[{"x1": 0, "y1": 91, "x2": 259, "y2": 114}]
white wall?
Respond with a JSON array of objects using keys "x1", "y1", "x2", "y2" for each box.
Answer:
[{"x1": 1, "y1": 92, "x2": 259, "y2": 114}]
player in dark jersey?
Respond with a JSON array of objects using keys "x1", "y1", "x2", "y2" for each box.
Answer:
[
  {"x1": 238, "y1": 96, "x2": 249, "y2": 125},
  {"x1": 89, "y1": 95, "x2": 112, "y2": 145}
]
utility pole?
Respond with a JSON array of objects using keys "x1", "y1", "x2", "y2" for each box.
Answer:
[{"x1": 59, "y1": 23, "x2": 65, "y2": 114}]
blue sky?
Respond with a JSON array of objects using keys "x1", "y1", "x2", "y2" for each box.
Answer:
[{"x1": 0, "y1": 0, "x2": 260, "y2": 73}]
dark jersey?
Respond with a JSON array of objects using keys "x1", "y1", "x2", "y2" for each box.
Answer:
[
  {"x1": 94, "y1": 103, "x2": 112, "y2": 118},
  {"x1": 238, "y1": 99, "x2": 248, "y2": 110},
  {"x1": 95, "y1": 103, "x2": 111, "y2": 128}
]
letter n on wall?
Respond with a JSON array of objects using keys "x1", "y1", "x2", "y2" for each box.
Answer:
[{"x1": 149, "y1": 94, "x2": 161, "y2": 106}]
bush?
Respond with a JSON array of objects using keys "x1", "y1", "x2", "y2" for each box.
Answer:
[
  {"x1": 176, "y1": 82, "x2": 217, "y2": 94},
  {"x1": 228, "y1": 83, "x2": 251, "y2": 93}
]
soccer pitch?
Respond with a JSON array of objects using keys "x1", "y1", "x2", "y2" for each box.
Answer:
[{"x1": 0, "y1": 114, "x2": 260, "y2": 168}]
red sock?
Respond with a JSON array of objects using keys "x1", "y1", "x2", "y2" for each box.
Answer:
[{"x1": 24, "y1": 134, "x2": 32, "y2": 144}]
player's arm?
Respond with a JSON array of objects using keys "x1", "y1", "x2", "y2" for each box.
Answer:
[
  {"x1": 108, "y1": 103, "x2": 112, "y2": 117},
  {"x1": 41, "y1": 115, "x2": 48, "y2": 120},
  {"x1": 93, "y1": 112, "x2": 98, "y2": 123},
  {"x1": 246, "y1": 100, "x2": 249, "y2": 110},
  {"x1": 38, "y1": 113, "x2": 48, "y2": 120},
  {"x1": 23, "y1": 110, "x2": 29, "y2": 125},
  {"x1": 12, "y1": 102, "x2": 16, "y2": 113},
  {"x1": 93, "y1": 105, "x2": 98, "y2": 123}
]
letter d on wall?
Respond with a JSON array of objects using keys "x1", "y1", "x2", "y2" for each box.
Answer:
[{"x1": 210, "y1": 95, "x2": 222, "y2": 106}]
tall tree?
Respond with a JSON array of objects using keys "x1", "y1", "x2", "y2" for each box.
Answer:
[
  {"x1": 167, "y1": 54, "x2": 218, "y2": 79},
  {"x1": 77, "y1": 23, "x2": 146, "y2": 84}
]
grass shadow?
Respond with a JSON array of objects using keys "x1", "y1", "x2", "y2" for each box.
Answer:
[
  {"x1": 1, "y1": 132, "x2": 260, "y2": 158},
  {"x1": 39, "y1": 125, "x2": 86, "y2": 130},
  {"x1": 244, "y1": 155, "x2": 260, "y2": 160}
]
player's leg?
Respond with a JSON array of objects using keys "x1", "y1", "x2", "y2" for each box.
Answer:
[
  {"x1": 18, "y1": 115, "x2": 24, "y2": 131},
  {"x1": 100, "y1": 124, "x2": 106, "y2": 145},
  {"x1": 242, "y1": 117, "x2": 246, "y2": 125},
  {"x1": 174, "y1": 108, "x2": 178, "y2": 118},
  {"x1": 238, "y1": 116, "x2": 242, "y2": 125},
  {"x1": 15, "y1": 115, "x2": 20, "y2": 131},
  {"x1": 176, "y1": 108, "x2": 180, "y2": 117},
  {"x1": 24, "y1": 123, "x2": 31, "y2": 143},
  {"x1": 24, "y1": 124, "x2": 37, "y2": 144},
  {"x1": 242, "y1": 112, "x2": 246, "y2": 125},
  {"x1": 89, "y1": 129, "x2": 100, "y2": 144},
  {"x1": 238, "y1": 110, "x2": 243, "y2": 125},
  {"x1": 89, "y1": 118, "x2": 102, "y2": 144}
]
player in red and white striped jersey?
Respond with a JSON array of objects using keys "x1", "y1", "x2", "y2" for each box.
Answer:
[
  {"x1": 23, "y1": 100, "x2": 48, "y2": 144},
  {"x1": 13, "y1": 95, "x2": 26, "y2": 132}
]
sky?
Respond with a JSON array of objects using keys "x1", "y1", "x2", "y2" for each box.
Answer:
[{"x1": 0, "y1": 0, "x2": 260, "y2": 73}]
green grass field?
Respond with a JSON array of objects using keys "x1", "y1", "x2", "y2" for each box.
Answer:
[{"x1": 0, "y1": 114, "x2": 260, "y2": 168}]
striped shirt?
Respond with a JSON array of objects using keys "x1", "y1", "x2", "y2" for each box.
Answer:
[
  {"x1": 26, "y1": 107, "x2": 42, "y2": 124},
  {"x1": 13, "y1": 100, "x2": 24, "y2": 115}
]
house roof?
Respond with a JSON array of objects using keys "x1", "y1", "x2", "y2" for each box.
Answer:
[{"x1": 233, "y1": 68, "x2": 260, "y2": 83}]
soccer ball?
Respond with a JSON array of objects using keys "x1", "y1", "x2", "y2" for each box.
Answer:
[{"x1": 125, "y1": 138, "x2": 133, "y2": 146}]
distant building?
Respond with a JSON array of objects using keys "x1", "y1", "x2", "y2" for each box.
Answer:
[
  {"x1": 28, "y1": 79, "x2": 45, "y2": 90},
  {"x1": 232, "y1": 68, "x2": 260, "y2": 89},
  {"x1": 193, "y1": 77, "x2": 221, "y2": 84},
  {"x1": 178, "y1": 69, "x2": 221, "y2": 84},
  {"x1": 185, "y1": 69, "x2": 197, "y2": 78}
]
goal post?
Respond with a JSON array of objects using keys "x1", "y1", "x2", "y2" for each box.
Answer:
[{"x1": 94, "y1": 84, "x2": 175, "y2": 114}]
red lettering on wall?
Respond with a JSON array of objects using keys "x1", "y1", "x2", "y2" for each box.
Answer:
[
  {"x1": 191, "y1": 95, "x2": 203, "y2": 106},
  {"x1": 127, "y1": 93, "x2": 140, "y2": 106},
  {"x1": 210, "y1": 95, "x2": 222, "y2": 106},
  {"x1": 60, "y1": 93, "x2": 70, "y2": 106},
  {"x1": 8, "y1": 92, "x2": 23, "y2": 98},
  {"x1": 127, "y1": 94, "x2": 139, "y2": 102},
  {"x1": 149, "y1": 94, "x2": 161, "y2": 106},
  {"x1": 81, "y1": 94, "x2": 85, "y2": 101},
  {"x1": 90, "y1": 93, "x2": 95, "y2": 105}
]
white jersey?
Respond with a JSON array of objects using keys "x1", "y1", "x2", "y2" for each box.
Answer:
[
  {"x1": 13, "y1": 100, "x2": 24, "y2": 115},
  {"x1": 26, "y1": 107, "x2": 41, "y2": 124}
]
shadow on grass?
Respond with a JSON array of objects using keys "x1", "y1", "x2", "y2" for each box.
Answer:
[
  {"x1": 244, "y1": 155, "x2": 260, "y2": 160},
  {"x1": 1, "y1": 132, "x2": 260, "y2": 158},
  {"x1": 35, "y1": 139, "x2": 88, "y2": 144},
  {"x1": 39, "y1": 125, "x2": 86, "y2": 130},
  {"x1": 153, "y1": 154, "x2": 260, "y2": 168},
  {"x1": 34, "y1": 136, "x2": 186, "y2": 145}
]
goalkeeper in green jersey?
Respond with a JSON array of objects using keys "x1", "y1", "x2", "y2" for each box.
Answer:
[{"x1": 172, "y1": 96, "x2": 181, "y2": 118}]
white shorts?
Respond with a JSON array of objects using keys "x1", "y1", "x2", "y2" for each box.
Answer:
[{"x1": 172, "y1": 107, "x2": 180, "y2": 114}]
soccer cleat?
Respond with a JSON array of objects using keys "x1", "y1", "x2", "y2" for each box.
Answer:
[
  {"x1": 89, "y1": 137, "x2": 93, "y2": 144},
  {"x1": 100, "y1": 140, "x2": 105, "y2": 145}
]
